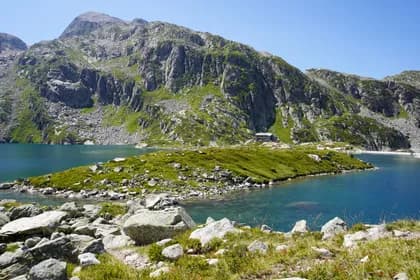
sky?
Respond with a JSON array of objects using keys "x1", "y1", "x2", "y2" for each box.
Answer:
[{"x1": 1, "y1": 0, "x2": 419, "y2": 79}]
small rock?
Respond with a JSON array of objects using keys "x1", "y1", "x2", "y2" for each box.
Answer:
[
  {"x1": 393, "y1": 272, "x2": 409, "y2": 280},
  {"x1": 113, "y1": 167, "x2": 123, "y2": 173},
  {"x1": 89, "y1": 165, "x2": 101, "y2": 172},
  {"x1": 147, "y1": 179, "x2": 158, "y2": 187},
  {"x1": 156, "y1": 238, "x2": 173, "y2": 246},
  {"x1": 173, "y1": 163, "x2": 182, "y2": 169},
  {"x1": 162, "y1": 244, "x2": 183, "y2": 260},
  {"x1": 393, "y1": 230, "x2": 410, "y2": 238},
  {"x1": 24, "y1": 237, "x2": 42, "y2": 248},
  {"x1": 207, "y1": 258, "x2": 219, "y2": 265},
  {"x1": 247, "y1": 240, "x2": 268, "y2": 254},
  {"x1": 28, "y1": 258, "x2": 66, "y2": 280},
  {"x1": 312, "y1": 247, "x2": 333, "y2": 258},
  {"x1": 360, "y1": 255, "x2": 369, "y2": 263},
  {"x1": 308, "y1": 154, "x2": 321, "y2": 162},
  {"x1": 260, "y1": 224, "x2": 272, "y2": 233},
  {"x1": 275, "y1": 244, "x2": 289, "y2": 252},
  {"x1": 291, "y1": 220, "x2": 308, "y2": 234},
  {"x1": 149, "y1": 266, "x2": 170, "y2": 278},
  {"x1": 112, "y1": 157, "x2": 126, "y2": 162},
  {"x1": 78, "y1": 252, "x2": 100, "y2": 267},
  {"x1": 321, "y1": 217, "x2": 347, "y2": 240}
]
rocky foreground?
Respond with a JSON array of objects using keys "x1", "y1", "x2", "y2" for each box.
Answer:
[{"x1": 0, "y1": 196, "x2": 418, "y2": 280}]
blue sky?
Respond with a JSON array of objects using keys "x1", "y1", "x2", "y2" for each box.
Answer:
[{"x1": 2, "y1": 0, "x2": 419, "y2": 78}]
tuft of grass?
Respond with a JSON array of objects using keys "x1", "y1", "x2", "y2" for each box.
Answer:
[
  {"x1": 5, "y1": 243, "x2": 19, "y2": 252},
  {"x1": 98, "y1": 203, "x2": 127, "y2": 218}
]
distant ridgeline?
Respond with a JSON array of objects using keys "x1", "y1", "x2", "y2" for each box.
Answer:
[{"x1": 0, "y1": 12, "x2": 419, "y2": 150}]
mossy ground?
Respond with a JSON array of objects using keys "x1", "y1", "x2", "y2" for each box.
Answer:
[
  {"x1": 28, "y1": 145, "x2": 371, "y2": 193},
  {"x1": 74, "y1": 220, "x2": 420, "y2": 280}
]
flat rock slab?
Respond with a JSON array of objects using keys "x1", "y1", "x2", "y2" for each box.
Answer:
[{"x1": 0, "y1": 211, "x2": 67, "y2": 238}]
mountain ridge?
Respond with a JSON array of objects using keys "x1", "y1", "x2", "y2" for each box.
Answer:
[{"x1": 0, "y1": 12, "x2": 419, "y2": 150}]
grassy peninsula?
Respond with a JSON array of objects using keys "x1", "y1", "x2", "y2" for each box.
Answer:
[{"x1": 27, "y1": 145, "x2": 372, "y2": 197}]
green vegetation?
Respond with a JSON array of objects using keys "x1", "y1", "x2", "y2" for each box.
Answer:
[
  {"x1": 10, "y1": 80, "x2": 50, "y2": 143},
  {"x1": 28, "y1": 145, "x2": 371, "y2": 193},
  {"x1": 0, "y1": 200, "x2": 23, "y2": 210},
  {"x1": 98, "y1": 202, "x2": 127, "y2": 218},
  {"x1": 73, "y1": 220, "x2": 420, "y2": 280},
  {"x1": 269, "y1": 108, "x2": 293, "y2": 143},
  {"x1": 5, "y1": 243, "x2": 19, "y2": 252}
]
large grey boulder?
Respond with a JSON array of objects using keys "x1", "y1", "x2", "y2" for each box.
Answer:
[
  {"x1": 9, "y1": 204, "x2": 42, "y2": 220},
  {"x1": 0, "y1": 211, "x2": 67, "y2": 239},
  {"x1": 321, "y1": 217, "x2": 347, "y2": 240},
  {"x1": 162, "y1": 244, "x2": 183, "y2": 260},
  {"x1": 190, "y1": 218, "x2": 239, "y2": 246},
  {"x1": 28, "y1": 258, "x2": 66, "y2": 280},
  {"x1": 123, "y1": 207, "x2": 195, "y2": 245}
]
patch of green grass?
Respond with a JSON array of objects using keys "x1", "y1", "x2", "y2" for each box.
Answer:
[
  {"x1": 269, "y1": 107, "x2": 294, "y2": 143},
  {"x1": 77, "y1": 254, "x2": 144, "y2": 280},
  {"x1": 99, "y1": 202, "x2": 127, "y2": 218},
  {"x1": 28, "y1": 146, "x2": 372, "y2": 192},
  {"x1": 81, "y1": 106, "x2": 96, "y2": 114},
  {"x1": 5, "y1": 243, "x2": 19, "y2": 252},
  {"x1": 0, "y1": 201, "x2": 23, "y2": 210}
]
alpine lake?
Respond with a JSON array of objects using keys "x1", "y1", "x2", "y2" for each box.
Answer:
[{"x1": 0, "y1": 144, "x2": 419, "y2": 231}]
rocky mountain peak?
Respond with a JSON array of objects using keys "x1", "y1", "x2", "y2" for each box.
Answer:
[
  {"x1": 0, "y1": 32, "x2": 27, "y2": 53},
  {"x1": 60, "y1": 11, "x2": 126, "y2": 38}
]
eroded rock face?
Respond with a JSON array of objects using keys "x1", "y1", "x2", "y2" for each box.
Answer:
[
  {"x1": 123, "y1": 207, "x2": 195, "y2": 245},
  {"x1": 189, "y1": 217, "x2": 239, "y2": 246}
]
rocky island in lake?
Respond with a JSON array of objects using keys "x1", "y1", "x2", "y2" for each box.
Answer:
[{"x1": 0, "y1": 4, "x2": 419, "y2": 280}]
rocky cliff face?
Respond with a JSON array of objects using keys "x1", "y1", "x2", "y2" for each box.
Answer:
[{"x1": 0, "y1": 12, "x2": 418, "y2": 150}]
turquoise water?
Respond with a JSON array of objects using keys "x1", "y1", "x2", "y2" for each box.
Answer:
[
  {"x1": 185, "y1": 154, "x2": 420, "y2": 231},
  {"x1": 0, "y1": 144, "x2": 152, "y2": 183},
  {"x1": 0, "y1": 145, "x2": 419, "y2": 231}
]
